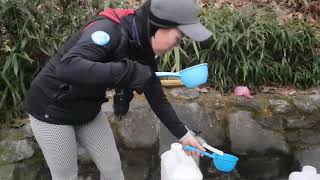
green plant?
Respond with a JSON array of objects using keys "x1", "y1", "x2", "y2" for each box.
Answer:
[
  {"x1": 0, "y1": 0, "x2": 97, "y2": 125},
  {"x1": 100, "y1": 0, "x2": 141, "y2": 9},
  {"x1": 163, "y1": 5, "x2": 320, "y2": 92},
  {"x1": 160, "y1": 39, "x2": 201, "y2": 72}
]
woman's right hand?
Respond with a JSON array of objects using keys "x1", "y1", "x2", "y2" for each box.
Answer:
[
  {"x1": 115, "y1": 59, "x2": 153, "y2": 94},
  {"x1": 179, "y1": 132, "x2": 206, "y2": 156},
  {"x1": 128, "y1": 61, "x2": 153, "y2": 94}
]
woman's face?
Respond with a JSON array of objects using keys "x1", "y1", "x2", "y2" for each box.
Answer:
[{"x1": 151, "y1": 28, "x2": 184, "y2": 55}]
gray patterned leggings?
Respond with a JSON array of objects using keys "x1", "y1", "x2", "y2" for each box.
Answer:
[{"x1": 29, "y1": 112, "x2": 124, "y2": 180}]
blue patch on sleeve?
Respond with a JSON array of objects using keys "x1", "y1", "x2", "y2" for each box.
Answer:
[{"x1": 91, "y1": 31, "x2": 110, "y2": 46}]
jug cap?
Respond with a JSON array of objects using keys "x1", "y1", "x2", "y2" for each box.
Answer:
[
  {"x1": 171, "y1": 143, "x2": 183, "y2": 151},
  {"x1": 302, "y1": 166, "x2": 317, "y2": 174}
]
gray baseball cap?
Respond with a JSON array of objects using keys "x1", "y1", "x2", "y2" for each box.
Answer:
[{"x1": 149, "y1": 0, "x2": 212, "y2": 41}]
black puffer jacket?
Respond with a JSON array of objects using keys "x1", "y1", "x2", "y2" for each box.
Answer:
[{"x1": 24, "y1": 7, "x2": 188, "y2": 139}]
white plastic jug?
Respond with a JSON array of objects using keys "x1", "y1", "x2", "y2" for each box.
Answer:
[
  {"x1": 161, "y1": 143, "x2": 203, "y2": 180},
  {"x1": 289, "y1": 166, "x2": 320, "y2": 180}
]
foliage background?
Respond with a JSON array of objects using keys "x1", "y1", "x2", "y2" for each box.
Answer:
[{"x1": 0, "y1": 0, "x2": 97, "y2": 125}]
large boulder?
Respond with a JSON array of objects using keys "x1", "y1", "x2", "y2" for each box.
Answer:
[
  {"x1": 0, "y1": 140, "x2": 34, "y2": 164},
  {"x1": 292, "y1": 96, "x2": 319, "y2": 113},
  {"x1": 117, "y1": 97, "x2": 159, "y2": 149},
  {"x1": 229, "y1": 111, "x2": 289, "y2": 155},
  {"x1": 268, "y1": 99, "x2": 291, "y2": 114},
  {"x1": 294, "y1": 146, "x2": 320, "y2": 170},
  {"x1": 0, "y1": 164, "x2": 15, "y2": 180}
]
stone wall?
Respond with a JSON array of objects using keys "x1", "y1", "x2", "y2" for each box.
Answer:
[{"x1": 1, "y1": 88, "x2": 320, "y2": 180}]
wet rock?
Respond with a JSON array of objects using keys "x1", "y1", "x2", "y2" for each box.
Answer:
[
  {"x1": 3, "y1": 88, "x2": 320, "y2": 180},
  {"x1": 268, "y1": 99, "x2": 291, "y2": 113},
  {"x1": 120, "y1": 149, "x2": 155, "y2": 180},
  {"x1": 122, "y1": 164, "x2": 149, "y2": 180},
  {"x1": 299, "y1": 130, "x2": 320, "y2": 145},
  {"x1": 0, "y1": 140, "x2": 34, "y2": 164},
  {"x1": 158, "y1": 130, "x2": 178, "y2": 150},
  {"x1": 174, "y1": 102, "x2": 202, "y2": 128},
  {"x1": 78, "y1": 162, "x2": 99, "y2": 180},
  {"x1": 284, "y1": 115, "x2": 317, "y2": 129},
  {"x1": 294, "y1": 146, "x2": 320, "y2": 170},
  {"x1": 0, "y1": 128, "x2": 29, "y2": 141},
  {"x1": 292, "y1": 96, "x2": 318, "y2": 113},
  {"x1": 285, "y1": 131, "x2": 300, "y2": 143},
  {"x1": 234, "y1": 97, "x2": 262, "y2": 112},
  {"x1": 199, "y1": 108, "x2": 226, "y2": 147},
  {"x1": 237, "y1": 156, "x2": 292, "y2": 180},
  {"x1": 168, "y1": 87, "x2": 200, "y2": 100},
  {"x1": 21, "y1": 122, "x2": 34, "y2": 138},
  {"x1": 117, "y1": 97, "x2": 159, "y2": 149},
  {"x1": 206, "y1": 167, "x2": 241, "y2": 180},
  {"x1": 159, "y1": 122, "x2": 177, "y2": 156},
  {"x1": 12, "y1": 153, "x2": 50, "y2": 180},
  {"x1": 198, "y1": 91, "x2": 226, "y2": 109},
  {"x1": 309, "y1": 95, "x2": 320, "y2": 108},
  {"x1": 254, "y1": 116, "x2": 284, "y2": 130},
  {"x1": 229, "y1": 111, "x2": 289, "y2": 155},
  {"x1": 148, "y1": 166, "x2": 160, "y2": 180},
  {"x1": 0, "y1": 164, "x2": 15, "y2": 180},
  {"x1": 198, "y1": 92, "x2": 227, "y2": 145},
  {"x1": 159, "y1": 102, "x2": 202, "y2": 155},
  {"x1": 78, "y1": 176, "x2": 94, "y2": 180}
]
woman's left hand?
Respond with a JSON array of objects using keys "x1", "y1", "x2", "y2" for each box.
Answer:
[{"x1": 179, "y1": 133, "x2": 205, "y2": 156}]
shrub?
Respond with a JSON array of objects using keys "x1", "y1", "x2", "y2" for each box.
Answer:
[
  {"x1": 0, "y1": 0, "x2": 96, "y2": 125},
  {"x1": 162, "y1": 6, "x2": 320, "y2": 92}
]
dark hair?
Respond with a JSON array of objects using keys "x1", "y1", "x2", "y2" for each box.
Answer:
[
  {"x1": 142, "y1": 0, "x2": 179, "y2": 29},
  {"x1": 136, "y1": 0, "x2": 159, "y2": 37}
]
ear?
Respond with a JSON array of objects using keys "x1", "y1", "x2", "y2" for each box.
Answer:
[
  {"x1": 151, "y1": 36, "x2": 155, "y2": 44},
  {"x1": 150, "y1": 36, "x2": 156, "y2": 50},
  {"x1": 154, "y1": 29, "x2": 160, "y2": 38}
]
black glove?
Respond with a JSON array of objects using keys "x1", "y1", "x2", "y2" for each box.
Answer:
[
  {"x1": 115, "y1": 58, "x2": 153, "y2": 94},
  {"x1": 113, "y1": 89, "x2": 134, "y2": 116}
]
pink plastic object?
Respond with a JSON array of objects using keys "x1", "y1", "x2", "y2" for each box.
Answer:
[{"x1": 234, "y1": 86, "x2": 253, "y2": 98}]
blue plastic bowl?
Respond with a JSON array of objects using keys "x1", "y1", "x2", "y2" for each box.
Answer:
[
  {"x1": 183, "y1": 145, "x2": 239, "y2": 173},
  {"x1": 155, "y1": 63, "x2": 208, "y2": 88},
  {"x1": 178, "y1": 63, "x2": 208, "y2": 88},
  {"x1": 212, "y1": 153, "x2": 239, "y2": 173}
]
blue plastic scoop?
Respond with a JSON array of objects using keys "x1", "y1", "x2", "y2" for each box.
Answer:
[
  {"x1": 183, "y1": 145, "x2": 239, "y2": 173},
  {"x1": 155, "y1": 63, "x2": 208, "y2": 88}
]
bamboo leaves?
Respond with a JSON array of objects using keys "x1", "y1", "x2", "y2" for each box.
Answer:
[{"x1": 162, "y1": 5, "x2": 320, "y2": 92}]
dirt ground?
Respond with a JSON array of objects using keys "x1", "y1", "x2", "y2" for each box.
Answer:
[
  {"x1": 199, "y1": 0, "x2": 320, "y2": 24},
  {"x1": 125, "y1": 0, "x2": 320, "y2": 24}
]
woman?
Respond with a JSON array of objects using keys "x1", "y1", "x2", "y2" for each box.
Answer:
[{"x1": 24, "y1": 0, "x2": 212, "y2": 179}]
